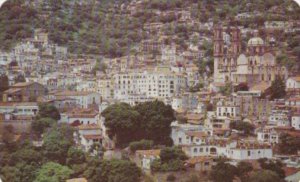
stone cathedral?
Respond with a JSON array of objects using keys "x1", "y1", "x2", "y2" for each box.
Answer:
[{"x1": 213, "y1": 25, "x2": 288, "y2": 87}]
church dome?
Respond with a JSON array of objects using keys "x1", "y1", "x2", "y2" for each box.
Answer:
[{"x1": 247, "y1": 37, "x2": 264, "y2": 46}]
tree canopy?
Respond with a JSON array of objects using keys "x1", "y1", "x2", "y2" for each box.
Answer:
[
  {"x1": 38, "y1": 103, "x2": 61, "y2": 120},
  {"x1": 83, "y1": 159, "x2": 141, "y2": 182},
  {"x1": 247, "y1": 170, "x2": 281, "y2": 182},
  {"x1": 269, "y1": 76, "x2": 286, "y2": 100},
  {"x1": 43, "y1": 125, "x2": 73, "y2": 164},
  {"x1": 151, "y1": 147, "x2": 187, "y2": 172},
  {"x1": 278, "y1": 133, "x2": 300, "y2": 155},
  {"x1": 209, "y1": 161, "x2": 238, "y2": 182},
  {"x1": 230, "y1": 121, "x2": 255, "y2": 136},
  {"x1": 102, "y1": 101, "x2": 175, "y2": 147},
  {"x1": 34, "y1": 162, "x2": 73, "y2": 182}
]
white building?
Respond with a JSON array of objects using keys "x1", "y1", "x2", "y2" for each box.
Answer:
[
  {"x1": 54, "y1": 91, "x2": 101, "y2": 108},
  {"x1": 0, "y1": 102, "x2": 39, "y2": 116},
  {"x1": 292, "y1": 114, "x2": 300, "y2": 130},
  {"x1": 286, "y1": 76, "x2": 300, "y2": 90},
  {"x1": 0, "y1": 52, "x2": 14, "y2": 66},
  {"x1": 74, "y1": 124, "x2": 102, "y2": 153},
  {"x1": 161, "y1": 44, "x2": 176, "y2": 63},
  {"x1": 60, "y1": 108, "x2": 99, "y2": 125},
  {"x1": 135, "y1": 150, "x2": 161, "y2": 171},
  {"x1": 171, "y1": 121, "x2": 213, "y2": 146},
  {"x1": 97, "y1": 78, "x2": 114, "y2": 100},
  {"x1": 226, "y1": 141, "x2": 273, "y2": 160},
  {"x1": 268, "y1": 110, "x2": 290, "y2": 127},
  {"x1": 256, "y1": 127, "x2": 279, "y2": 144},
  {"x1": 183, "y1": 140, "x2": 273, "y2": 160},
  {"x1": 216, "y1": 100, "x2": 240, "y2": 118},
  {"x1": 113, "y1": 70, "x2": 186, "y2": 100},
  {"x1": 285, "y1": 98, "x2": 300, "y2": 107}
]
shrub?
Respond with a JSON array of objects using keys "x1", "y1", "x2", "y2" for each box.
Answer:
[
  {"x1": 167, "y1": 174, "x2": 176, "y2": 181},
  {"x1": 129, "y1": 140, "x2": 154, "y2": 152}
]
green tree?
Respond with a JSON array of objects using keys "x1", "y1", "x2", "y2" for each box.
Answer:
[
  {"x1": 34, "y1": 162, "x2": 73, "y2": 182},
  {"x1": 209, "y1": 161, "x2": 238, "y2": 182},
  {"x1": 129, "y1": 140, "x2": 154, "y2": 152},
  {"x1": 43, "y1": 126, "x2": 73, "y2": 164},
  {"x1": 220, "y1": 83, "x2": 233, "y2": 96},
  {"x1": 134, "y1": 100, "x2": 175, "y2": 145},
  {"x1": 84, "y1": 159, "x2": 141, "y2": 182},
  {"x1": 237, "y1": 161, "x2": 253, "y2": 181},
  {"x1": 66, "y1": 147, "x2": 87, "y2": 176},
  {"x1": 0, "y1": 74, "x2": 9, "y2": 92},
  {"x1": 247, "y1": 170, "x2": 281, "y2": 182},
  {"x1": 2, "y1": 124, "x2": 15, "y2": 145},
  {"x1": 0, "y1": 166, "x2": 21, "y2": 182},
  {"x1": 102, "y1": 103, "x2": 141, "y2": 147},
  {"x1": 258, "y1": 158, "x2": 285, "y2": 179},
  {"x1": 11, "y1": 147, "x2": 43, "y2": 166},
  {"x1": 185, "y1": 175, "x2": 200, "y2": 182},
  {"x1": 276, "y1": 54, "x2": 296, "y2": 71},
  {"x1": 151, "y1": 147, "x2": 187, "y2": 172},
  {"x1": 278, "y1": 133, "x2": 300, "y2": 155},
  {"x1": 230, "y1": 121, "x2": 255, "y2": 136},
  {"x1": 292, "y1": 46, "x2": 300, "y2": 59},
  {"x1": 38, "y1": 103, "x2": 61, "y2": 120},
  {"x1": 269, "y1": 76, "x2": 286, "y2": 100},
  {"x1": 31, "y1": 117, "x2": 56, "y2": 136},
  {"x1": 160, "y1": 147, "x2": 187, "y2": 163},
  {"x1": 0, "y1": 74, "x2": 9, "y2": 101}
]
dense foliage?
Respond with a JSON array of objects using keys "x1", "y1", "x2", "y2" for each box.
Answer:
[
  {"x1": 278, "y1": 133, "x2": 300, "y2": 155},
  {"x1": 258, "y1": 158, "x2": 285, "y2": 179},
  {"x1": 0, "y1": 74, "x2": 9, "y2": 101},
  {"x1": 230, "y1": 121, "x2": 255, "y2": 136},
  {"x1": 34, "y1": 162, "x2": 74, "y2": 182},
  {"x1": 102, "y1": 101, "x2": 175, "y2": 147},
  {"x1": 0, "y1": 0, "x2": 298, "y2": 59},
  {"x1": 151, "y1": 147, "x2": 187, "y2": 172},
  {"x1": 209, "y1": 161, "x2": 238, "y2": 182},
  {"x1": 247, "y1": 170, "x2": 281, "y2": 182},
  {"x1": 0, "y1": 121, "x2": 141, "y2": 182},
  {"x1": 269, "y1": 76, "x2": 286, "y2": 100},
  {"x1": 83, "y1": 159, "x2": 141, "y2": 182},
  {"x1": 38, "y1": 103, "x2": 61, "y2": 120},
  {"x1": 129, "y1": 140, "x2": 154, "y2": 152}
]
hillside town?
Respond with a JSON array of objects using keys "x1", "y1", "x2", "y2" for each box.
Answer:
[{"x1": 0, "y1": 0, "x2": 300, "y2": 182}]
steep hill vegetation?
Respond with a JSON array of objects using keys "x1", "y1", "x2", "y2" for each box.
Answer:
[{"x1": 0, "y1": 0, "x2": 299, "y2": 58}]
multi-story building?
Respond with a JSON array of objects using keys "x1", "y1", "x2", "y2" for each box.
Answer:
[
  {"x1": 53, "y1": 91, "x2": 101, "y2": 109},
  {"x1": 96, "y1": 78, "x2": 114, "y2": 100},
  {"x1": 182, "y1": 139, "x2": 273, "y2": 160},
  {"x1": 268, "y1": 110, "x2": 290, "y2": 127},
  {"x1": 113, "y1": 69, "x2": 186, "y2": 100},
  {"x1": 2, "y1": 82, "x2": 47, "y2": 102},
  {"x1": 256, "y1": 127, "x2": 279, "y2": 144},
  {"x1": 216, "y1": 100, "x2": 240, "y2": 118}
]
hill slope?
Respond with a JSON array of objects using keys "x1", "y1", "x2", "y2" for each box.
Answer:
[{"x1": 0, "y1": 0, "x2": 299, "y2": 58}]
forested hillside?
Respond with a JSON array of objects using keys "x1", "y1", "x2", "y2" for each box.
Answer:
[{"x1": 0, "y1": 0, "x2": 299, "y2": 57}]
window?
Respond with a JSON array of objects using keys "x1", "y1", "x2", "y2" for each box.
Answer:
[
  {"x1": 179, "y1": 138, "x2": 182, "y2": 143},
  {"x1": 194, "y1": 148, "x2": 197, "y2": 153},
  {"x1": 248, "y1": 151, "x2": 251, "y2": 156}
]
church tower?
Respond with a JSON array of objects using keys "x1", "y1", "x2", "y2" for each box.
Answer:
[
  {"x1": 230, "y1": 27, "x2": 241, "y2": 57},
  {"x1": 213, "y1": 25, "x2": 224, "y2": 83}
]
